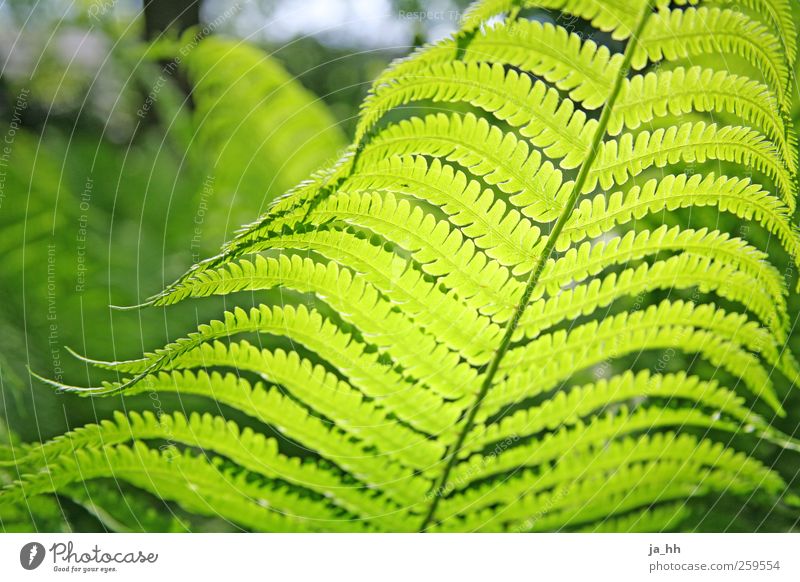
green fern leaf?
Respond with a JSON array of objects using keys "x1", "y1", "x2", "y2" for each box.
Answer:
[{"x1": 7, "y1": 0, "x2": 800, "y2": 533}]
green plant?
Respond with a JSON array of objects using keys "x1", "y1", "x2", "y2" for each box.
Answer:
[{"x1": 3, "y1": 0, "x2": 800, "y2": 532}]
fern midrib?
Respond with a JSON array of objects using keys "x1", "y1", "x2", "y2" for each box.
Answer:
[{"x1": 418, "y1": 0, "x2": 657, "y2": 532}]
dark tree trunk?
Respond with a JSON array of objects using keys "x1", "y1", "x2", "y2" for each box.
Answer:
[
  {"x1": 139, "y1": 0, "x2": 202, "y2": 115},
  {"x1": 143, "y1": 0, "x2": 201, "y2": 40}
]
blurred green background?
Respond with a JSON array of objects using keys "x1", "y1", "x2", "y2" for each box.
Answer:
[{"x1": 0, "y1": 0, "x2": 799, "y2": 532}]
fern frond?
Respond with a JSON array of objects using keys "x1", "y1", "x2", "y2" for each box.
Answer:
[
  {"x1": 560, "y1": 173, "x2": 800, "y2": 265},
  {"x1": 539, "y1": 226, "x2": 784, "y2": 310},
  {"x1": 612, "y1": 66, "x2": 795, "y2": 171},
  {"x1": 150, "y1": 251, "x2": 500, "y2": 367},
  {"x1": 14, "y1": 0, "x2": 800, "y2": 533},
  {"x1": 61, "y1": 483, "x2": 188, "y2": 533},
  {"x1": 74, "y1": 309, "x2": 462, "y2": 434},
  {"x1": 471, "y1": 371, "x2": 793, "y2": 458},
  {"x1": 358, "y1": 112, "x2": 572, "y2": 222},
  {"x1": 589, "y1": 123, "x2": 793, "y2": 209},
  {"x1": 461, "y1": 0, "x2": 651, "y2": 40},
  {"x1": 0, "y1": 494, "x2": 67, "y2": 532},
  {"x1": 521, "y1": 253, "x2": 788, "y2": 347},
  {"x1": 680, "y1": 0, "x2": 797, "y2": 66},
  {"x1": 10, "y1": 411, "x2": 418, "y2": 530},
  {"x1": 441, "y1": 432, "x2": 782, "y2": 515},
  {"x1": 358, "y1": 61, "x2": 596, "y2": 169},
  {"x1": 2, "y1": 442, "x2": 376, "y2": 532},
  {"x1": 636, "y1": 7, "x2": 790, "y2": 111},
  {"x1": 498, "y1": 301, "x2": 785, "y2": 412},
  {"x1": 375, "y1": 19, "x2": 622, "y2": 110},
  {"x1": 78, "y1": 370, "x2": 432, "y2": 508},
  {"x1": 342, "y1": 155, "x2": 543, "y2": 273},
  {"x1": 576, "y1": 503, "x2": 690, "y2": 532},
  {"x1": 438, "y1": 434, "x2": 783, "y2": 531}
]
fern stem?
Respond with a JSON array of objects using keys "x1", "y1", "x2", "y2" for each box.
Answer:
[{"x1": 418, "y1": 0, "x2": 657, "y2": 532}]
